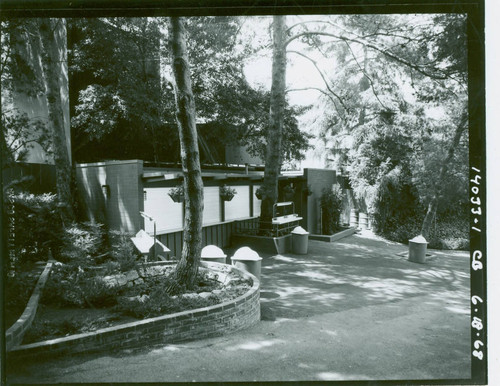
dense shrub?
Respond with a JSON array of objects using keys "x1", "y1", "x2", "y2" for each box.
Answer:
[
  {"x1": 109, "y1": 232, "x2": 140, "y2": 272},
  {"x1": 372, "y1": 169, "x2": 422, "y2": 235},
  {"x1": 377, "y1": 209, "x2": 469, "y2": 251},
  {"x1": 41, "y1": 228, "x2": 141, "y2": 309},
  {"x1": 4, "y1": 190, "x2": 64, "y2": 270},
  {"x1": 363, "y1": 165, "x2": 468, "y2": 251},
  {"x1": 42, "y1": 263, "x2": 122, "y2": 308},
  {"x1": 382, "y1": 216, "x2": 423, "y2": 244},
  {"x1": 5, "y1": 270, "x2": 38, "y2": 328},
  {"x1": 427, "y1": 213, "x2": 469, "y2": 250},
  {"x1": 320, "y1": 185, "x2": 344, "y2": 234},
  {"x1": 58, "y1": 222, "x2": 107, "y2": 265}
]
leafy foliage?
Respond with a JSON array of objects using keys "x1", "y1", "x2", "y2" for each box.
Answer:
[
  {"x1": 371, "y1": 167, "x2": 422, "y2": 235},
  {"x1": 220, "y1": 185, "x2": 237, "y2": 201},
  {"x1": 168, "y1": 184, "x2": 185, "y2": 202},
  {"x1": 320, "y1": 185, "x2": 344, "y2": 234},
  {"x1": 1, "y1": 108, "x2": 51, "y2": 167},
  {"x1": 109, "y1": 232, "x2": 140, "y2": 272},
  {"x1": 1, "y1": 19, "x2": 47, "y2": 97},
  {"x1": 1, "y1": 20, "x2": 52, "y2": 167},
  {"x1": 42, "y1": 262, "x2": 124, "y2": 308},
  {"x1": 4, "y1": 190, "x2": 64, "y2": 271},
  {"x1": 5, "y1": 270, "x2": 39, "y2": 328},
  {"x1": 68, "y1": 17, "x2": 176, "y2": 163},
  {"x1": 288, "y1": 14, "x2": 469, "y2": 248},
  {"x1": 67, "y1": 16, "x2": 311, "y2": 165},
  {"x1": 244, "y1": 102, "x2": 313, "y2": 165},
  {"x1": 59, "y1": 222, "x2": 107, "y2": 263},
  {"x1": 370, "y1": 166, "x2": 468, "y2": 250}
]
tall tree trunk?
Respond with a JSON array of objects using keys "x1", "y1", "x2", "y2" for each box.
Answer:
[
  {"x1": 260, "y1": 15, "x2": 287, "y2": 228},
  {"x1": 40, "y1": 18, "x2": 74, "y2": 222},
  {"x1": 420, "y1": 112, "x2": 468, "y2": 239},
  {"x1": 168, "y1": 17, "x2": 204, "y2": 290}
]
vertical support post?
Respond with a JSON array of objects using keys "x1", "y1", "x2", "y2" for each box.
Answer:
[
  {"x1": 249, "y1": 184, "x2": 254, "y2": 217},
  {"x1": 153, "y1": 220, "x2": 157, "y2": 261},
  {"x1": 220, "y1": 187, "x2": 225, "y2": 222}
]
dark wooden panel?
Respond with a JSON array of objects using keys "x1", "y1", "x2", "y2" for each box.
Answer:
[{"x1": 156, "y1": 218, "x2": 261, "y2": 257}]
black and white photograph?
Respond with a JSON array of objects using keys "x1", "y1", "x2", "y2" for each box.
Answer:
[{"x1": 1, "y1": 0, "x2": 490, "y2": 384}]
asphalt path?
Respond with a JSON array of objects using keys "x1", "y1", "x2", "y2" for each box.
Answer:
[{"x1": 6, "y1": 231, "x2": 471, "y2": 383}]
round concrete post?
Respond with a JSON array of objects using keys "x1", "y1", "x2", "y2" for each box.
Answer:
[
  {"x1": 201, "y1": 245, "x2": 227, "y2": 264},
  {"x1": 408, "y1": 235, "x2": 428, "y2": 263},
  {"x1": 291, "y1": 226, "x2": 309, "y2": 254},
  {"x1": 230, "y1": 247, "x2": 262, "y2": 280}
]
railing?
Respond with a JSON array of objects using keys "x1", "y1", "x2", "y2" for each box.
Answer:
[
  {"x1": 155, "y1": 217, "x2": 261, "y2": 258},
  {"x1": 233, "y1": 217, "x2": 261, "y2": 235},
  {"x1": 154, "y1": 215, "x2": 302, "y2": 258}
]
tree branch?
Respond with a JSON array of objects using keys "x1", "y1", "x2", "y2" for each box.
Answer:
[
  {"x1": 286, "y1": 31, "x2": 451, "y2": 81},
  {"x1": 342, "y1": 40, "x2": 390, "y2": 111},
  {"x1": 286, "y1": 87, "x2": 342, "y2": 116},
  {"x1": 287, "y1": 50, "x2": 348, "y2": 112}
]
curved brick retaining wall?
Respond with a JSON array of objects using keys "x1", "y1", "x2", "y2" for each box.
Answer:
[
  {"x1": 8, "y1": 261, "x2": 260, "y2": 360},
  {"x1": 6, "y1": 261, "x2": 54, "y2": 351}
]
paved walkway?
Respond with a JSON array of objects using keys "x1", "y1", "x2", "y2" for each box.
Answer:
[{"x1": 6, "y1": 231, "x2": 471, "y2": 383}]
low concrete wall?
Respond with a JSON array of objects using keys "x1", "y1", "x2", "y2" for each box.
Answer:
[
  {"x1": 309, "y1": 227, "x2": 357, "y2": 242},
  {"x1": 232, "y1": 233, "x2": 292, "y2": 254},
  {"x1": 6, "y1": 261, "x2": 53, "y2": 351},
  {"x1": 8, "y1": 261, "x2": 260, "y2": 360}
]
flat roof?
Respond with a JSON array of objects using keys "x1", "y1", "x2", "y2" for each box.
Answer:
[{"x1": 142, "y1": 170, "x2": 266, "y2": 182}]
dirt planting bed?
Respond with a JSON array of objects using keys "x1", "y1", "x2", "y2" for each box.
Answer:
[{"x1": 23, "y1": 263, "x2": 252, "y2": 345}]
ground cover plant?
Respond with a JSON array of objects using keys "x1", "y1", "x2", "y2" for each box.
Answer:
[
  {"x1": 25, "y1": 265, "x2": 251, "y2": 343},
  {"x1": 4, "y1": 190, "x2": 63, "y2": 328},
  {"x1": 5, "y1": 268, "x2": 40, "y2": 329}
]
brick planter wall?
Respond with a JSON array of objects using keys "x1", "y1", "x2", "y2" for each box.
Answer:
[
  {"x1": 6, "y1": 261, "x2": 53, "y2": 351},
  {"x1": 8, "y1": 261, "x2": 260, "y2": 360}
]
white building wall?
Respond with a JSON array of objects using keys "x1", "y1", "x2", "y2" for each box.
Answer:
[
  {"x1": 225, "y1": 185, "x2": 250, "y2": 220},
  {"x1": 143, "y1": 187, "x2": 183, "y2": 233},
  {"x1": 203, "y1": 186, "x2": 221, "y2": 225}
]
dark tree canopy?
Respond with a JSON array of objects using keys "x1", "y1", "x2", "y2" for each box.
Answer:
[{"x1": 68, "y1": 16, "x2": 311, "y2": 165}]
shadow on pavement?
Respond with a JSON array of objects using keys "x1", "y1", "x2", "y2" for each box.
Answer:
[{"x1": 259, "y1": 233, "x2": 469, "y2": 319}]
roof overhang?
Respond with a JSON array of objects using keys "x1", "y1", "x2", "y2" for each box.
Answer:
[{"x1": 142, "y1": 171, "x2": 266, "y2": 183}]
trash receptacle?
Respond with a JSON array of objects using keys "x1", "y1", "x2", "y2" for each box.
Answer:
[
  {"x1": 408, "y1": 235, "x2": 427, "y2": 263},
  {"x1": 201, "y1": 245, "x2": 227, "y2": 264},
  {"x1": 230, "y1": 247, "x2": 262, "y2": 279},
  {"x1": 291, "y1": 226, "x2": 309, "y2": 254}
]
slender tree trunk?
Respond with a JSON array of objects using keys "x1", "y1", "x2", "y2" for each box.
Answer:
[
  {"x1": 168, "y1": 17, "x2": 204, "y2": 290},
  {"x1": 40, "y1": 18, "x2": 74, "y2": 222},
  {"x1": 260, "y1": 15, "x2": 287, "y2": 228},
  {"x1": 420, "y1": 113, "x2": 468, "y2": 239}
]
